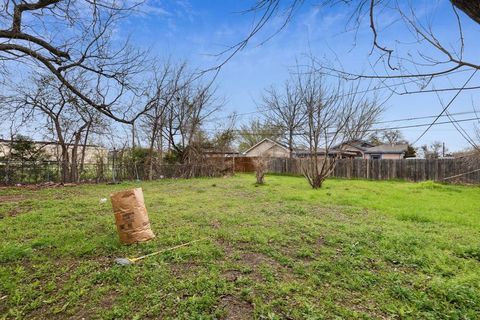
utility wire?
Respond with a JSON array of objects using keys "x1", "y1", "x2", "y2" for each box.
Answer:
[
  {"x1": 445, "y1": 111, "x2": 479, "y2": 150},
  {"x1": 209, "y1": 69, "x2": 478, "y2": 122},
  {"x1": 204, "y1": 116, "x2": 480, "y2": 136},
  {"x1": 203, "y1": 110, "x2": 480, "y2": 133},
  {"x1": 432, "y1": 88, "x2": 479, "y2": 150},
  {"x1": 374, "y1": 110, "x2": 478, "y2": 125},
  {"x1": 210, "y1": 79, "x2": 426, "y2": 121},
  {"x1": 412, "y1": 70, "x2": 478, "y2": 145}
]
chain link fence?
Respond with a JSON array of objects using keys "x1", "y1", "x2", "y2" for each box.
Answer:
[{"x1": 0, "y1": 158, "x2": 234, "y2": 185}]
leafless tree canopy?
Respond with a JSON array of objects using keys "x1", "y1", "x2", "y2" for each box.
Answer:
[
  {"x1": 261, "y1": 78, "x2": 306, "y2": 158},
  {"x1": 298, "y1": 68, "x2": 382, "y2": 188},
  {"x1": 1, "y1": 73, "x2": 107, "y2": 182},
  {"x1": 370, "y1": 129, "x2": 406, "y2": 145},
  {"x1": 253, "y1": 156, "x2": 268, "y2": 184},
  {"x1": 236, "y1": 119, "x2": 283, "y2": 152},
  {"x1": 129, "y1": 61, "x2": 226, "y2": 177},
  {"x1": 164, "y1": 81, "x2": 223, "y2": 162},
  {"x1": 138, "y1": 63, "x2": 184, "y2": 179},
  {"x1": 0, "y1": 0, "x2": 149, "y2": 123},
  {"x1": 230, "y1": 1, "x2": 480, "y2": 94},
  {"x1": 1, "y1": 59, "x2": 225, "y2": 182},
  {"x1": 422, "y1": 141, "x2": 447, "y2": 159}
]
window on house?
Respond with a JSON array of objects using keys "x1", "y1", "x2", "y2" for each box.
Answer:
[{"x1": 371, "y1": 154, "x2": 381, "y2": 160}]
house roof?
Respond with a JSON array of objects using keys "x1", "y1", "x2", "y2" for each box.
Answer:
[
  {"x1": 333, "y1": 139, "x2": 375, "y2": 151},
  {"x1": 364, "y1": 144, "x2": 408, "y2": 154},
  {"x1": 243, "y1": 138, "x2": 289, "y2": 155},
  {"x1": 294, "y1": 148, "x2": 358, "y2": 156},
  {"x1": 203, "y1": 150, "x2": 240, "y2": 155}
]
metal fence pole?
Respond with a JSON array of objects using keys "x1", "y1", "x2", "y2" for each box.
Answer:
[{"x1": 112, "y1": 147, "x2": 116, "y2": 183}]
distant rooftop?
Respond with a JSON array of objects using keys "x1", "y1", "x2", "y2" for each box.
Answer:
[
  {"x1": 334, "y1": 139, "x2": 375, "y2": 150},
  {"x1": 364, "y1": 144, "x2": 409, "y2": 154},
  {"x1": 294, "y1": 149, "x2": 358, "y2": 156}
]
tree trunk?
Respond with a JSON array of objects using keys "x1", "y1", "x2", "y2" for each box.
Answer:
[
  {"x1": 61, "y1": 145, "x2": 70, "y2": 183},
  {"x1": 79, "y1": 122, "x2": 91, "y2": 179},
  {"x1": 147, "y1": 120, "x2": 159, "y2": 180},
  {"x1": 71, "y1": 148, "x2": 78, "y2": 182},
  {"x1": 288, "y1": 130, "x2": 293, "y2": 159},
  {"x1": 52, "y1": 117, "x2": 70, "y2": 183},
  {"x1": 158, "y1": 131, "x2": 164, "y2": 165},
  {"x1": 71, "y1": 132, "x2": 82, "y2": 183},
  {"x1": 131, "y1": 122, "x2": 136, "y2": 148},
  {"x1": 71, "y1": 122, "x2": 88, "y2": 183}
]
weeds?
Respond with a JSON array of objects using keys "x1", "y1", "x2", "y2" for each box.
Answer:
[{"x1": 0, "y1": 174, "x2": 479, "y2": 319}]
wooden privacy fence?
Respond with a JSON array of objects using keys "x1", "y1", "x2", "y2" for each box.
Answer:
[{"x1": 232, "y1": 156, "x2": 480, "y2": 184}]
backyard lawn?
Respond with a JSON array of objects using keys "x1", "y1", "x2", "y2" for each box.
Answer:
[{"x1": 0, "y1": 174, "x2": 479, "y2": 319}]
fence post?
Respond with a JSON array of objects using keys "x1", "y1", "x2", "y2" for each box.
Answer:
[
  {"x1": 366, "y1": 159, "x2": 369, "y2": 179},
  {"x1": 112, "y1": 147, "x2": 117, "y2": 183}
]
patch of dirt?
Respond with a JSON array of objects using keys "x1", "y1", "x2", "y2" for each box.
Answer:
[
  {"x1": 241, "y1": 252, "x2": 279, "y2": 268},
  {"x1": 99, "y1": 290, "x2": 119, "y2": 308},
  {"x1": 275, "y1": 237, "x2": 324, "y2": 262},
  {"x1": 216, "y1": 239, "x2": 293, "y2": 282},
  {"x1": 0, "y1": 182, "x2": 87, "y2": 191},
  {"x1": 0, "y1": 295, "x2": 8, "y2": 316},
  {"x1": 338, "y1": 295, "x2": 389, "y2": 320},
  {"x1": 169, "y1": 262, "x2": 200, "y2": 277},
  {"x1": 219, "y1": 295, "x2": 253, "y2": 320},
  {"x1": 71, "y1": 289, "x2": 119, "y2": 320},
  {"x1": 0, "y1": 194, "x2": 25, "y2": 203},
  {"x1": 239, "y1": 251, "x2": 291, "y2": 282},
  {"x1": 316, "y1": 236, "x2": 326, "y2": 247},
  {"x1": 210, "y1": 220, "x2": 222, "y2": 229},
  {"x1": 223, "y1": 270, "x2": 242, "y2": 282},
  {"x1": 220, "y1": 239, "x2": 252, "y2": 252},
  {"x1": 215, "y1": 239, "x2": 244, "y2": 259},
  {"x1": 7, "y1": 204, "x2": 32, "y2": 217}
]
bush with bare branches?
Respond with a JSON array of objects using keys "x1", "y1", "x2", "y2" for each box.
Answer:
[{"x1": 253, "y1": 157, "x2": 269, "y2": 185}]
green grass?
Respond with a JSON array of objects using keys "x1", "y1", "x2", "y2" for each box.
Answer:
[{"x1": 0, "y1": 174, "x2": 479, "y2": 319}]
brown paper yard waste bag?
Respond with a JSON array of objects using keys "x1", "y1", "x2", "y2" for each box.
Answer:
[{"x1": 110, "y1": 188, "x2": 155, "y2": 244}]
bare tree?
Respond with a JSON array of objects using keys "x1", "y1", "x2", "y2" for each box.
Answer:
[
  {"x1": 140, "y1": 62, "x2": 187, "y2": 180},
  {"x1": 2, "y1": 74, "x2": 107, "y2": 182},
  {"x1": 422, "y1": 141, "x2": 446, "y2": 159},
  {"x1": 299, "y1": 69, "x2": 382, "y2": 189},
  {"x1": 204, "y1": 113, "x2": 238, "y2": 153},
  {"x1": 162, "y1": 76, "x2": 223, "y2": 164},
  {"x1": 0, "y1": 1, "x2": 151, "y2": 123},
  {"x1": 300, "y1": 70, "x2": 341, "y2": 189},
  {"x1": 339, "y1": 83, "x2": 384, "y2": 142},
  {"x1": 261, "y1": 78, "x2": 306, "y2": 158},
  {"x1": 73, "y1": 96, "x2": 108, "y2": 181},
  {"x1": 370, "y1": 129, "x2": 407, "y2": 145},
  {"x1": 237, "y1": 119, "x2": 283, "y2": 152}
]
